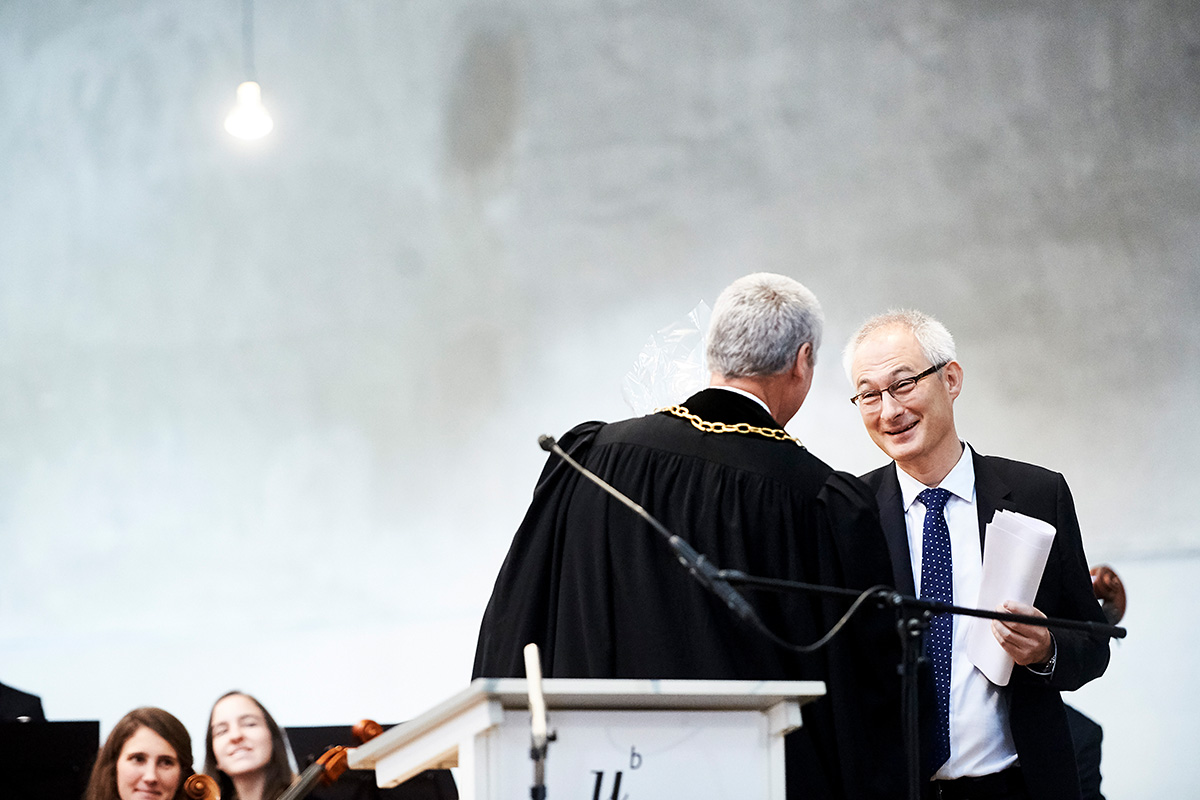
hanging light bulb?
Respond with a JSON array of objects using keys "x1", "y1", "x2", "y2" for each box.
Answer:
[
  {"x1": 225, "y1": 80, "x2": 274, "y2": 139},
  {"x1": 225, "y1": 0, "x2": 273, "y2": 140}
]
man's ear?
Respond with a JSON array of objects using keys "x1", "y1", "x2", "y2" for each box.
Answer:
[
  {"x1": 794, "y1": 342, "x2": 813, "y2": 376},
  {"x1": 943, "y1": 360, "x2": 964, "y2": 400}
]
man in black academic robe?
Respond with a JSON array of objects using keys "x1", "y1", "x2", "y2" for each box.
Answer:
[{"x1": 473, "y1": 273, "x2": 904, "y2": 800}]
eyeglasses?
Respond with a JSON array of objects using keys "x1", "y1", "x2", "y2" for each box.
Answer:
[{"x1": 850, "y1": 362, "x2": 947, "y2": 408}]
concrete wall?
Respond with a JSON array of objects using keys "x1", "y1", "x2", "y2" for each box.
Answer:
[{"x1": 1, "y1": 1, "x2": 1196, "y2": 794}]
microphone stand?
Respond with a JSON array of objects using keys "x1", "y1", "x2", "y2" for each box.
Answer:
[
  {"x1": 524, "y1": 643, "x2": 555, "y2": 800},
  {"x1": 719, "y1": 570, "x2": 1127, "y2": 800}
]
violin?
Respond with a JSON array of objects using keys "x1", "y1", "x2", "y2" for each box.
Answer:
[
  {"x1": 1090, "y1": 564, "x2": 1126, "y2": 625},
  {"x1": 184, "y1": 774, "x2": 220, "y2": 800},
  {"x1": 276, "y1": 720, "x2": 384, "y2": 800}
]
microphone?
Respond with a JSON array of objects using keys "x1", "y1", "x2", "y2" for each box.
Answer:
[
  {"x1": 524, "y1": 642, "x2": 552, "y2": 800},
  {"x1": 537, "y1": 434, "x2": 761, "y2": 627}
]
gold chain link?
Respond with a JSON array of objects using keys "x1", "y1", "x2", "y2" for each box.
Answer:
[{"x1": 658, "y1": 405, "x2": 805, "y2": 448}]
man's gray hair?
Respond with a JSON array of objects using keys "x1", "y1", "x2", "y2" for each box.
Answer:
[
  {"x1": 842, "y1": 309, "x2": 957, "y2": 380},
  {"x1": 706, "y1": 273, "x2": 824, "y2": 379}
]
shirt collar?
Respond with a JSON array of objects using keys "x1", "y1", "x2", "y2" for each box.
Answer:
[{"x1": 896, "y1": 442, "x2": 975, "y2": 511}]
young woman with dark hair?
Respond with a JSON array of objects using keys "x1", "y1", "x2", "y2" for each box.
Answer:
[
  {"x1": 204, "y1": 691, "x2": 295, "y2": 800},
  {"x1": 84, "y1": 706, "x2": 195, "y2": 800}
]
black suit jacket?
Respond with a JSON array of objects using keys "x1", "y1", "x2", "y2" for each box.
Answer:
[
  {"x1": 861, "y1": 447, "x2": 1110, "y2": 800},
  {"x1": 0, "y1": 681, "x2": 45, "y2": 722}
]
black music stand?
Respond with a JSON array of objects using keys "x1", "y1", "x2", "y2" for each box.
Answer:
[{"x1": 0, "y1": 720, "x2": 100, "y2": 800}]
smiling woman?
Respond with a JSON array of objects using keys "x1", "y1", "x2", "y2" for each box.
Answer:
[
  {"x1": 204, "y1": 692, "x2": 295, "y2": 800},
  {"x1": 84, "y1": 707, "x2": 195, "y2": 800}
]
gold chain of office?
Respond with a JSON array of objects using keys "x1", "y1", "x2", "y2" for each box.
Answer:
[{"x1": 658, "y1": 405, "x2": 805, "y2": 448}]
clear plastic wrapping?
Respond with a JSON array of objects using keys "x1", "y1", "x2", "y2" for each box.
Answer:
[{"x1": 621, "y1": 300, "x2": 711, "y2": 416}]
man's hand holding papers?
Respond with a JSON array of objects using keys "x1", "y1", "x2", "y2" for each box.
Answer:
[{"x1": 966, "y1": 510, "x2": 1057, "y2": 685}]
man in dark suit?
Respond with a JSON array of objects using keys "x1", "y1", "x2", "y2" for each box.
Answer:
[
  {"x1": 475, "y1": 273, "x2": 904, "y2": 799},
  {"x1": 0, "y1": 680, "x2": 45, "y2": 722},
  {"x1": 844, "y1": 310, "x2": 1110, "y2": 800}
]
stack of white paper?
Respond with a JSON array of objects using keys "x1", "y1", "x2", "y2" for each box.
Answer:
[{"x1": 966, "y1": 510, "x2": 1056, "y2": 685}]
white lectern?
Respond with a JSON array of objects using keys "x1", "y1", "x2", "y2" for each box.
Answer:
[{"x1": 348, "y1": 678, "x2": 824, "y2": 800}]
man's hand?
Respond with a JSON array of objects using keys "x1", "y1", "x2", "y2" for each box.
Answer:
[{"x1": 990, "y1": 601, "x2": 1053, "y2": 666}]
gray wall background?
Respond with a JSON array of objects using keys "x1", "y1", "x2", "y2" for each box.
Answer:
[{"x1": 1, "y1": 1, "x2": 1196, "y2": 795}]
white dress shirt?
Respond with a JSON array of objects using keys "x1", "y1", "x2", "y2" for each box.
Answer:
[{"x1": 896, "y1": 444, "x2": 1019, "y2": 780}]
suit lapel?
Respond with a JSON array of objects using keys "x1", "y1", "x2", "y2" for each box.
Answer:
[
  {"x1": 874, "y1": 464, "x2": 917, "y2": 595},
  {"x1": 971, "y1": 447, "x2": 1016, "y2": 548}
]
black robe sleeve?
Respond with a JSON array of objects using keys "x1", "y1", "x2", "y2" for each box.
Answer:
[{"x1": 471, "y1": 421, "x2": 605, "y2": 680}]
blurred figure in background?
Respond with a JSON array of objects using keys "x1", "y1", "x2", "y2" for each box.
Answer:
[
  {"x1": 1067, "y1": 565, "x2": 1128, "y2": 800},
  {"x1": 205, "y1": 691, "x2": 295, "y2": 800},
  {"x1": 0, "y1": 680, "x2": 44, "y2": 722}
]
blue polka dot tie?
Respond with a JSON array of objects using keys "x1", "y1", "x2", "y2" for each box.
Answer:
[{"x1": 918, "y1": 487, "x2": 953, "y2": 775}]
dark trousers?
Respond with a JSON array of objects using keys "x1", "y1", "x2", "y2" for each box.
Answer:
[{"x1": 924, "y1": 767, "x2": 1030, "y2": 800}]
